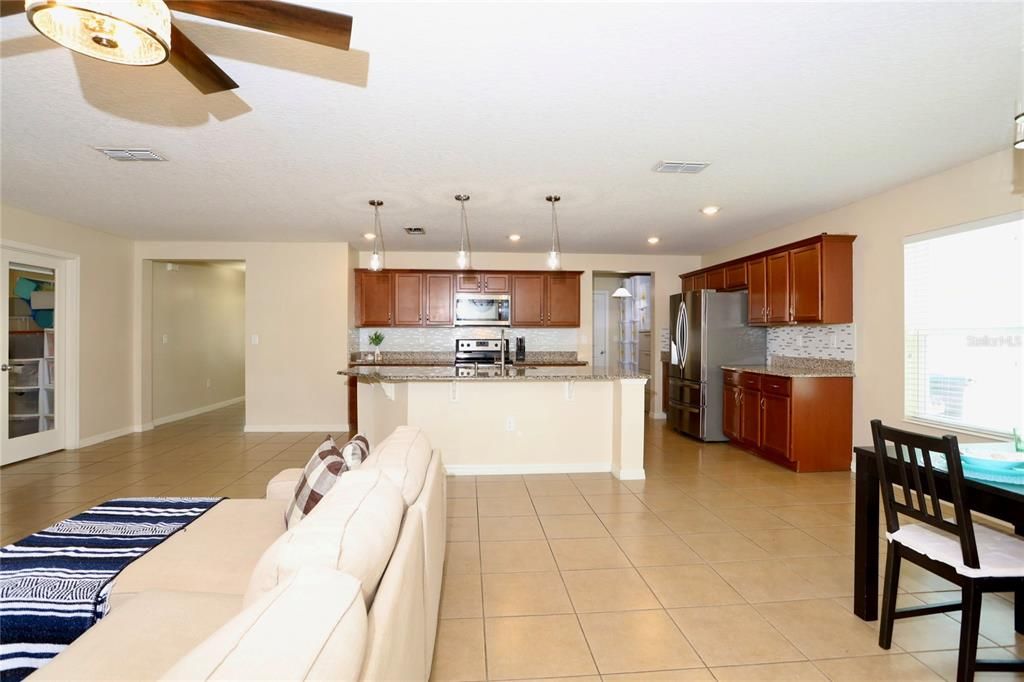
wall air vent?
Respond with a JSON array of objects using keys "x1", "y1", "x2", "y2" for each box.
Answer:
[
  {"x1": 95, "y1": 147, "x2": 167, "y2": 161},
  {"x1": 653, "y1": 160, "x2": 709, "y2": 174},
  {"x1": 404, "y1": 226, "x2": 426, "y2": 235}
]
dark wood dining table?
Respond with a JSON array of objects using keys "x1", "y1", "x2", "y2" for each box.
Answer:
[{"x1": 854, "y1": 444, "x2": 1024, "y2": 634}]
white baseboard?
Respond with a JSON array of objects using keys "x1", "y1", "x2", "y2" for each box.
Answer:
[
  {"x1": 445, "y1": 462, "x2": 612, "y2": 476},
  {"x1": 134, "y1": 422, "x2": 154, "y2": 432},
  {"x1": 651, "y1": 411, "x2": 667, "y2": 420},
  {"x1": 615, "y1": 468, "x2": 647, "y2": 481},
  {"x1": 77, "y1": 425, "x2": 136, "y2": 449},
  {"x1": 244, "y1": 424, "x2": 350, "y2": 433},
  {"x1": 152, "y1": 397, "x2": 244, "y2": 427}
]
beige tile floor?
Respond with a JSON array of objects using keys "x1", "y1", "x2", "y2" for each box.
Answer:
[{"x1": 1, "y1": 405, "x2": 1021, "y2": 681}]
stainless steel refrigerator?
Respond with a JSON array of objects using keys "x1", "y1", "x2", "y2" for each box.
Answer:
[{"x1": 668, "y1": 290, "x2": 767, "y2": 441}]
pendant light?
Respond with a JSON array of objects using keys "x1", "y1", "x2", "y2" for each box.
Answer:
[
  {"x1": 26, "y1": 0, "x2": 171, "y2": 66},
  {"x1": 546, "y1": 194, "x2": 562, "y2": 270},
  {"x1": 368, "y1": 200, "x2": 385, "y2": 272},
  {"x1": 455, "y1": 194, "x2": 472, "y2": 270}
]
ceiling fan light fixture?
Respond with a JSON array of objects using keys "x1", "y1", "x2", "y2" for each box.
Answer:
[{"x1": 26, "y1": 0, "x2": 171, "y2": 66}]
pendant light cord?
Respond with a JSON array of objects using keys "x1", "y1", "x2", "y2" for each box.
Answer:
[
  {"x1": 373, "y1": 203, "x2": 384, "y2": 255},
  {"x1": 459, "y1": 198, "x2": 471, "y2": 254}
]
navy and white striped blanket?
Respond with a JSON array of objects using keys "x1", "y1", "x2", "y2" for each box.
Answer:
[{"x1": 0, "y1": 497, "x2": 223, "y2": 682}]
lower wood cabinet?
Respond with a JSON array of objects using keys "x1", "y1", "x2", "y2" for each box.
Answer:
[{"x1": 723, "y1": 369, "x2": 852, "y2": 472}]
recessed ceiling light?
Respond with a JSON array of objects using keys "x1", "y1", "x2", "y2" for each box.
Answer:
[
  {"x1": 647, "y1": 237, "x2": 660, "y2": 244},
  {"x1": 508, "y1": 234, "x2": 521, "y2": 242},
  {"x1": 363, "y1": 233, "x2": 375, "y2": 240},
  {"x1": 701, "y1": 206, "x2": 721, "y2": 216}
]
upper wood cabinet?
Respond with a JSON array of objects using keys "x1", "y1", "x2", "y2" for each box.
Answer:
[
  {"x1": 766, "y1": 252, "x2": 790, "y2": 323},
  {"x1": 747, "y1": 257, "x2": 767, "y2": 325},
  {"x1": 511, "y1": 274, "x2": 546, "y2": 326},
  {"x1": 545, "y1": 273, "x2": 581, "y2": 327},
  {"x1": 393, "y1": 273, "x2": 424, "y2": 326},
  {"x1": 456, "y1": 272, "x2": 511, "y2": 294},
  {"x1": 706, "y1": 268, "x2": 725, "y2": 290},
  {"x1": 424, "y1": 273, "x2": 453, "y2": 326},
  {"x1": 356, "y1": 269, "x2": 581, "y2": 328},
  {"x1": 679, "y1": 234, "x2": 855, "y2": 326},
  {"x1": 724, "y1": 263, "x2": 747, "y2": 290},
  {"x1": 356, "y1": 271, "x2": 393, "y2": 327}
]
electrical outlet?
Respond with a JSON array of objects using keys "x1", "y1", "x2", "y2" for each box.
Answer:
[
  {"x1": 505, "y1": 416, "x2": 515, "y2": 432},
  {"x1": 831, "y1": 332, "x2": 839, "y2": 348},
  {"x1": 161, "y1": 334, "x2": 169, "y2": 344}
]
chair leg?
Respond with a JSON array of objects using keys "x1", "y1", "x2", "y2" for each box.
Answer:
[
  {"x1": 957, "y1": 582, "x2": 982, "y2": 682},
  {"x1": 878, "y1": 542, "x2": 901, "y2": 649}
]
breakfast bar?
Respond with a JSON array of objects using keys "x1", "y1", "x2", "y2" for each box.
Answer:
[{"x1": 339, "y1": 366, "x2": 649, "y2": 479}]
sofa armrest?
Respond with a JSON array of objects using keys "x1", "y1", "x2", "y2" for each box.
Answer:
[{"x1": 265, "y1": 468, "x2": 303, "y2": 500}]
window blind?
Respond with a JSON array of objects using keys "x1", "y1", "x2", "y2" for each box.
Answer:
[{"x1": 904, "y1": 214, "x2": 1024, "y2": 437}]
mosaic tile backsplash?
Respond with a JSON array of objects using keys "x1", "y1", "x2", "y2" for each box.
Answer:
[
  {"x1": 350, "y1": 326, "x2": 580, "y2": 353},
  {"x1": 766, "y1": 323, "x2": 855, "y2": 361}
]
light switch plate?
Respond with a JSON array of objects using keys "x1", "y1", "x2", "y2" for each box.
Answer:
[{"x1": 251, "y1": 334, "x2": 260, "y2": 345}]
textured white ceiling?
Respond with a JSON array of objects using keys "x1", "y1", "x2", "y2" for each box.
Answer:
[{"x1": 0, "y1": 2, "x2": 1020, "y2": 254}]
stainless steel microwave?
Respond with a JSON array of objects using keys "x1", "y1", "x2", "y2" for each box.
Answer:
[{"x1": 454, "y1": 293, "x2": 511, "y2": 326}]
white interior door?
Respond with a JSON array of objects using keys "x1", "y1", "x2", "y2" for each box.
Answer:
[
  {"x1": 2, "y1": 250, "x2": 65, "y2": 464},
  {"x1": 593, "y1": 291, "x2": 609, "y2": 367}
]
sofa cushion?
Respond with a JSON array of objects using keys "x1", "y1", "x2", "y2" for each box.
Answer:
[
  {"x1": 245, "y1": 468, "x2": 405, "y2": 607},
  {"x1": 363, "y1": 426, "x2": 432, "y2": 506},
  {"x1": 341, "y1": 433, "x2": 370, "y2": 469},
  {"x1": 286, "y1": 435, "x2": 348, "y2": 528},
  {"x1": 265, "y1": 468, "x2": 303, "y2": 501},
  {"x1": 162, "y1": 569, "x2": 367, "y2": 682},
  {"x1": 415, "y1": 451, "x2": 447, "y2": 674},
  {"x1": 110, "y1": 499, "x2": 287, "y2": 601},
  {"x1": 27, "y1": 591, "x2": 243, "y2": 681}
]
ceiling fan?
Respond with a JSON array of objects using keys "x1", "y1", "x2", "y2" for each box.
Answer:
[{"x1": 0, "y1": 0, "x2": 353, "y2": 94}]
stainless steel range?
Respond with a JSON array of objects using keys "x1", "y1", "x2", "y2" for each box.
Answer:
[{"x1": 454, "y1": 338, "x2": 509, "y2": 368}]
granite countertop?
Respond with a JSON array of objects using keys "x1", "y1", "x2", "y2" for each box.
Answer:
[
  {"x1": 349, "y1": 351, "x2": 585, "y2": 368},
  {"x1": 348, "y1": 360, "x2": 588, "y2": 367},
  {"x1": 720, "y1": 364, "x2": 854, "y2": 378},
  {"x1": 339, "y1": 365, "x2": 648, "y2": 382}
]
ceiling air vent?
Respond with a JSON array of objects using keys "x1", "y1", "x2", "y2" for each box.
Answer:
[
  {"x1": 95, "y1": 147, "x2": 167, "y2": 161},
  {"x1": 404, "y1": 226, "x2": 426, "y2": 235},
  {"x1": 653, "y1": 160, "x2": 709, "y2": 174}
]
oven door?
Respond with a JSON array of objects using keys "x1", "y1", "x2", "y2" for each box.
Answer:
[{"x1": 454, "y1": 294, "x2": 511, "y2": 326}]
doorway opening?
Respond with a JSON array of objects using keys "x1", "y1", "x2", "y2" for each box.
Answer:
[
  {"x1": 150, "y1": 260, "x2": 246, "y2": 427},
  {"x1": 593, "y1": 271, "x2": 653, "y2": 415}
]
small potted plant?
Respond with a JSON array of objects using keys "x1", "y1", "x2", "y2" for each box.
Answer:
[{"x1": 368, "y1": 331, "x2": 385, "y2": 363}]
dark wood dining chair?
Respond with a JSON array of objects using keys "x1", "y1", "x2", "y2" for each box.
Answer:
[{"x1": 871, "y1": 419, "x2": 1024, "y2": 682}]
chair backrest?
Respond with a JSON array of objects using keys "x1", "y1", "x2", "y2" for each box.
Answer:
[{"x1": 870, "y1": 419, "x2": 979, "y2": 568}]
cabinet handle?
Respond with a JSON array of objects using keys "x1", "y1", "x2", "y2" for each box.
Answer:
[{"x1": 760, "y1": 398, "x2": 766, "y2": 409}]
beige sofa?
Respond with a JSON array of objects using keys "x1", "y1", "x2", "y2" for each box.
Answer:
[{"x1": 30, "y1": 426, "x2": 446, "y2": 681}]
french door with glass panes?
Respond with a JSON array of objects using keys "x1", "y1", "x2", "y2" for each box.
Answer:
[{"x1": 1, "y1": 250, "x2": 65, "y2": 464}]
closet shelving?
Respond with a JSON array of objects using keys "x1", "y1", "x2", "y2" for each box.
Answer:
[{"x1": 8, "y1": 327, "x2": 54, "y2": 438}]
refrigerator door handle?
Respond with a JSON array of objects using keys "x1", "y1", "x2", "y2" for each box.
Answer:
[{"x1": 678, "y1": 300, "x2": 689, "y2": 372}]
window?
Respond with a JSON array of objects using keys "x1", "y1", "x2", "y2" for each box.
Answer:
[{"x1": 904, "y1": 213, "x2": 1024, "y2": 437}]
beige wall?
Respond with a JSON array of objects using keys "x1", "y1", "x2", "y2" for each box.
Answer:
[
  {"x1": 152, "y1": 262, "x2": 245, "y2": 423},
  {"x1": 1, "y1": 203, "x2": 134, "y2": 444},
  {"x1": 701, "y1": 149, "x2": 1024, "y2": 445},
  {"x1": 358, "y1": 251, "x2": 701, "y2": 415},
  {"x1": 134, "y1": 242, "x2": 352, "y2": 432}
]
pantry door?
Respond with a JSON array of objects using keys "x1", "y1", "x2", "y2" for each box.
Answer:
[{"x1": 1, "y1": 250, "x2": 67, "y2": 464}]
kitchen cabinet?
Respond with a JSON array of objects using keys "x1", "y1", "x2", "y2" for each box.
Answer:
[
  {"x1": 723, "y1": 384, "x2": 742, "y2": 441},
  {"x1": 706, "y1": 267, "x2": 726, "y2": 290},
  {"x1": 766, "y1": 252, "x2": 790, "y2": 323},
  {"x1": 545, "y1": 273, "x2": 581, "y2": 327},
  {"x1": 678, "y1": 234, "x2": 856, "y2": 325},
  {"x1": 424, "y1": 273, "x2": 453, "y2": 326},
  {"x1": 393, "y1": 273, "x2": 424, "y2": 326},
  {"x1": 357, "y1": 268, "x2": 581, "y2": 328},
  {"x1": 511, "y1": 274, "x2": 546, "y2": 326},
  {"x1": 723, "y1": 369, "x2": 852, "y2": 472},
  {"x1": 747, "y1": 257, "x2": 767, "y2": 325},
  {"x1": 355, "y1": 271, "x2": 392, "y2": 327},
  {"x1": 724, "y1": 263, "x2": 747, "y2": 290},
  {"x1": 456, "y1": 272, "x2": 510, "y2": 293}
]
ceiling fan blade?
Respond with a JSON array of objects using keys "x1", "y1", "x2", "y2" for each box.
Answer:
[
  {"x1": 0, "y1": 0, "x2": 26, "y2": 17},
  {"x1": 168, "y1": 23, "x2": 238, "y2": 94},
  {"x1": 165, "y1": 1, "x2": 351, "y2": 50}
]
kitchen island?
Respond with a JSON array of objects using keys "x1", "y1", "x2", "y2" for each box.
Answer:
[{"x1": 339, "y1": 365, "x2": 649, "y2": 479}]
